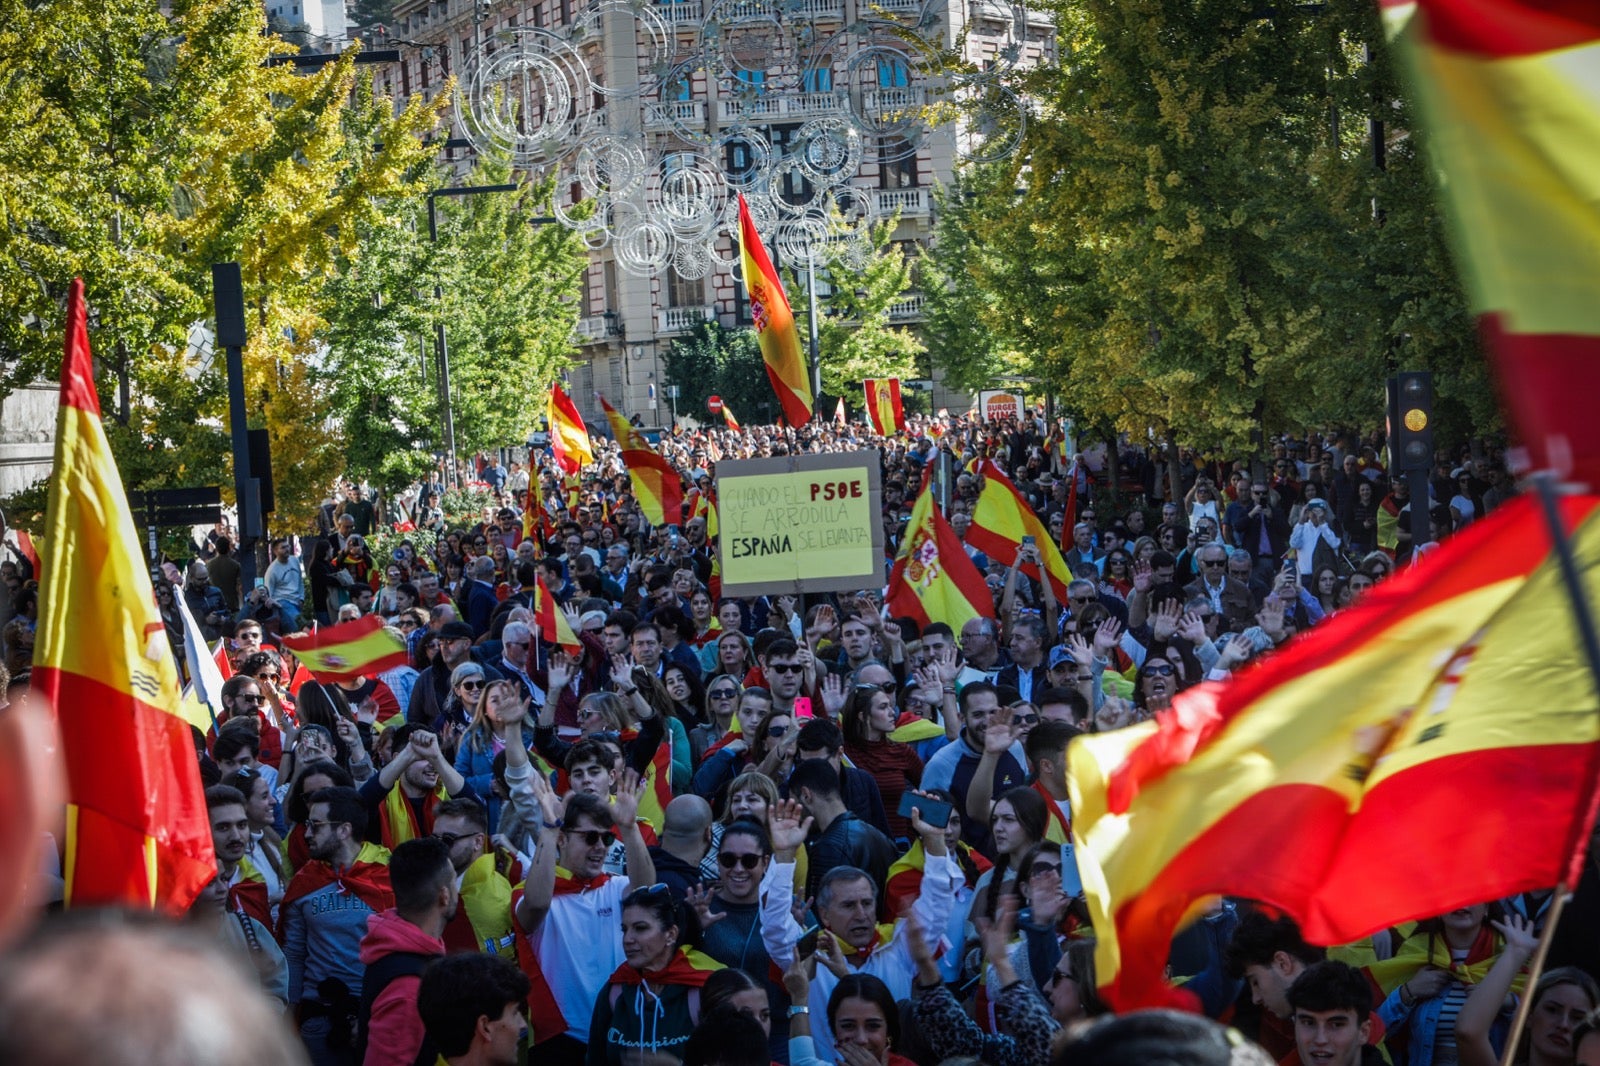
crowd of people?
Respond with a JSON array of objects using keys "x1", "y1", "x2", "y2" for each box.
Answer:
[{"x1": 1, "y1": 409, "x2": 1594, "y2": 1066}]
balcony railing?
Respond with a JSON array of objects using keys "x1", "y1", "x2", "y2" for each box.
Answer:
[
  {"x1": 794, "y1": 0, "x2": 845, "y2": 17},
  {"x1": 575, "y1": 316, "x2": 611, "y2": 344},
  {"x1": 656, "y1": 0, "x2": 705, "y2": 22},
  {"x1": 645, "y1": 100, "x2": 705, "y2": 129},
  {"x1": 657, "y1": 306, "x2": 717, "y2": 334},
  {"x1": 874, "y1": 187, "x2": 929, "y2": 217},
  {"x1": 888, "y1": 293, "x2": 926, "y2": 321},
  {"x1": 718, "y1": 93, "x2": 843, "y2": 121}
]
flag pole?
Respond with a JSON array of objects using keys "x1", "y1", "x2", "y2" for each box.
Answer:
[{"x1": 1497, "y1": 472, "x2": 1600, "y2": 1065}]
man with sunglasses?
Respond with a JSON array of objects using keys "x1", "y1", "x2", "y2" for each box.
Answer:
[
  {"x1": 514, "y1": 774, "x2": 655, "y2": 1066},
  {"x1": 432, "y1": 798, "x2": 516, "y2": 962},
  {"x1": 1186, "y1": 545, "x2": 1259, "y2": 633}
]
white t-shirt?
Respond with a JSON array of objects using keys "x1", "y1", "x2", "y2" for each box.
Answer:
[{"x1": 531, "y1": 875, "x2": 632, "y2": 1041}]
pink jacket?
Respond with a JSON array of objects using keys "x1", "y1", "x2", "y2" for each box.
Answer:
[{"x1": 358, "y1": 909, "x2": 446, "y2": 1066}]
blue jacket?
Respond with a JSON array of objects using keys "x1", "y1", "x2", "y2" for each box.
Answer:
[{"x1": 454, "y1": 725, "x2": 534, "y2": 829}]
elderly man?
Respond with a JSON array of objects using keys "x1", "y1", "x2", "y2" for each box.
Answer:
[
  {"x1": 1185, "y1": 544, "x2": 1259, "y2": 633},
  {"x1": 496, "y1": 621, "x2": 544, "y2": 704},
  {"x1": 184, "y1": 561, "x2": 230, "y2": 642}
]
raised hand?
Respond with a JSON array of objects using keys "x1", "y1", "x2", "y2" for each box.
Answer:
[
  {"x1": 1132, "y1": 559, "x2": 1153, "y2": 593},
  {"x1": 1176, "y1": 610, "x2": 1207, "y2": 646},
  {"x1": 1257, "y1": 596, "x2": 1287, "y2": 641},
  {"x1": 815, "y1": 927, "x2": 853, "y2": 979},
  {"x1": 791, "y1": 895, "x2": 815, "y2": 929},
  {"x1": 931, "y1": 643, "x2": 961, "y2": 685},
  {"x1": 609, "y1": 654, "x2": 635, "y2": 691},
  {"x1": 1092, "y1": 617, "x2": 1123, "y2": 657},
  {"x1": 768, "y1": 798, "x2": 814, "y2": 856},
  {"x1": 1491, "y1": 913, "x2": 1539, "y2": 958},
  {"x1": 1095, "y1": 696, "x2": 1136, "y2": 733},
  {"x1": 819, "y1": 672, "x2": 848, "y2": 718},
  {"x1": 334, "y1": 715, "x2": 363, "y2": 754},
  {"x1": 782, "y1": 951, "x2": 816, "y2": 1002},
  {"x1": 906, "y1": 790, "x2": 949, "y2": 854},
  {"x1": 979, "y1": 893, "x2": 1021, "y2": 966},
  {"x1": 526, "y1": 770, "x2": 565, "y2": 827},
  {"x1": 546, "y1": 656, "x2": 573, "y2": 694},
  {"x1": 1151, "y1": 600, "x2": 1181, "y2": 642},
  {"x1": 1217, "y1": 633, "x2": 1255, "y2": 668},
  {"x1": 610, "y1": 768, "x2": 647, "y2": 830},
  {"x1": 1067, "y1": 633, "x2": 1094, "y2": 669},
  {"x1": 983, "y1": 719, "x2": 1016, "y2": 755},
  {"x1": 685, "y1": 883, "x2": 728, "y2": 930}
]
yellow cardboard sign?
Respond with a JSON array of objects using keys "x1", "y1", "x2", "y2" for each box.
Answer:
[{"x1": 715, "y1": 451, "x2": 885, "y2": 595}]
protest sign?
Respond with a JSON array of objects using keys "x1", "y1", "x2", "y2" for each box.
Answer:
[{"x1": 715, "y1": 451, "x2": 884, "y2": 596}]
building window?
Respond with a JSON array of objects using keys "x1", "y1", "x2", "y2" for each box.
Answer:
[
  {"x1": 668, "y1": 272, "x2": 705, "y2": 309},
  {"x1": 879, "y1": 139, "x2": 918, "y2": 188},
  {"x1": 877, "y1": 57, "x2": 909, "y2": 87},
  {"x1": 735, "y1": 69, "x2": 766, "y2": 94},
  {"x1": 803, "y1": 64, "x2": 833, "y2": 92}
]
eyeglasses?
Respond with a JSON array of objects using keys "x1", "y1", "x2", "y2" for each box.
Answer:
[
  {"x1": 708, "y1": 688, "x2": 739, "y2": 699},
  {"x1": 855, "y1": 682, "x2": 895, "y2": 693},
  {"x1": 1012, "y1": 712, "x2": 1040, "y2": 726},
  {"x1": 458, "y1": 679, "x2": 485, "y2": 691},
  {"x1": 626, "y1": 882, "x2": 673, "y2": 904},
  {"x1": 304, "y1": 819, "x2": 345, "y2": 834},
  {"x1": 256, "y1": 672, "x2": 282, "y2": 682},
  {"x1": 398, "y1": 619, "x2": 420, "y2": 629},
  {"x1": 236, "y1": 693, "x2": 265, "y2": 705},
  {"x1": 717, "y1": 852, "x2": 765, "y2": 870},
  {"x1": 1045, "y1": 968, "x2": 1075, "y2": 989},
  {"x1": 434, "y1": 831, "x2": 482, "y2": 848},
  {"x1": 1202, "y1": 559, "x2": 1226, "y2": 568},
  {"x1": 767, "y1": 724, "x2": 790, "y2": 738},
  {"x1": 769, "y1": 663, "x2": 803, "y2": 674},
  {"x1": 1145, "y1": 663, "x2": 1176, "y2": 677},
  {"x1": 1029, "y1": 862, "x2": 1062, "y2": 879},
  {"x1": 563, "y1": 828, "x2": 618, "y2": 847},
  {"x1": 505, "y1": 641, "x2": 528, "y2": 649}
]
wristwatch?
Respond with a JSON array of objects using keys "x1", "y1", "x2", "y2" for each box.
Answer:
[{"x1": 787, "y1": 1005, "x2": 810, "y2": 1018}]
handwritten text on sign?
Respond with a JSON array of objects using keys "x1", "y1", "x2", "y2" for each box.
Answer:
[{"x1": 716, "y1": 454, "x2": 884, "y2": 595}]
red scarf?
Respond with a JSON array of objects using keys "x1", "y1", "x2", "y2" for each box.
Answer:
[
  {"x1": 554, "y1": 865, "x2": 611, "y2": 895},
  {"x1": 276, "y1": 844, "x2": 393, "y2": 940},
  {"x1": 228, "y1": 878, "x2": 272, "y2": 929},
  {"x1": 605, "y1": 946, "x2": 724, "y2": 988}
]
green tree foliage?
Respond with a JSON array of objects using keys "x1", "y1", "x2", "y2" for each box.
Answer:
[
  {"x1": 791, "y1": 217, "x2": 925, "y2": 398},
  {"x1": 956, "y1": 0, "x2": 1485, "y2": 452},
  {"x1": 0, "y1": 0, "x2": 449, "y2": 526},
  {"x1": 663, "y1": 320, "x2": 774, "y2": 424}
]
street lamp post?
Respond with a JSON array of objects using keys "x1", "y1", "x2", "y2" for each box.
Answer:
[{"x1": 427, "y1": 183, "x2": 517, "y2": 488}]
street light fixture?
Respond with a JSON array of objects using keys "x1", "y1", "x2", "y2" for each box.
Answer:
[{"x1": 427, "y1": 182, "x2": 518, "y2": 488}]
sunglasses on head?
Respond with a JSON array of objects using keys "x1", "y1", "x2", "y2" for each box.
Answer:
[{"x1": 717, "y1": 852, "x2": 765, "y2": 870}]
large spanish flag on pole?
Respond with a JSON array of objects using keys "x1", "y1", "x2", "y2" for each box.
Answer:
[
  {"x1": 548, "y1": 384, "x2": 593, "y2": 475},
  {"x1": 967, "y1": 459, "x2": 1072, "y2": 603},
  {"x1": 886, "y1": 477, "x2": 995, "y2": 634},
  {"x1": 1067, "y1": 493, "x2": 1600, "y2": 1011},
  {"x1": 737, "y1": 193, "x2": 813, "y2": 426},
  {"x1": 601, "y1": 395, "x2": 683, "y2": 528},
  {"x1": 33, "y1": 279, "x2": 216, "y2": 912},
  {"x1": 863, "y1": 378, "x2": 905, "y2": 436},
  {"x1": 1383, "y1": 0, "x2": 1600, "y2": 486}
]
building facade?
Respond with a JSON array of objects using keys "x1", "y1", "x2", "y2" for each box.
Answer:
[{"x1": 374, "y1": 0, "x2": 1052, "y2": 426}]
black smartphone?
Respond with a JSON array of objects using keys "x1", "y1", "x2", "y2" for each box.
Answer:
[
  {"x1": 1021, "y1": 534, "x2": 1035, "y2": 548},
  {"x1": 898, "y1": 791, "x2": 952, "y2": 829},
  {"x1": 795, "y1": 921, "x2": 822, "y2": 957}
]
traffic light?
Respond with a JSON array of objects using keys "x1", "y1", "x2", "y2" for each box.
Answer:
[{"x1": 1387, "y1": 371, "x2": 1434, "y2": 471}]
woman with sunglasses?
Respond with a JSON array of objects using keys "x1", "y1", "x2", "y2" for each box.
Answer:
[
  {"x1": 377, "y1": 563, "x2": 409, "y2": 615},
  {"x1": 589, "y1": 884, "x2": 724, "y2": 1066},
  {"x1": 842, "y1": 685, "x2": 923, "y2": 840},
  {"x1": 1133, "y1": 654, "x2": 1183, "y2": 716},
  {"x1": 1100, "y1": 550, "x2": 1135, "y2": 601},
  {"x1": 439, "y1": 662, "x2": 488, "y2": 760},
  {"x1": 691, "y1": 679, "x2": 742, "y2": 765},
  {"x1": 685, "y1": 820, "x2": 787, "y2": 1036}
]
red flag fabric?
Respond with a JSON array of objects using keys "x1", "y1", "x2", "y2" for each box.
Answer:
[
  {"x1": 548, "y1": 385, "x2": 593, "y2": 476},
  {"x1": 1068, "y1": 493, "x2": 1600, "y2": 1011},
  {"x1": 535, "y1": 576, "x2": 581, "y2": 654},
  {"x1": 886, "y1": 477, "x2": 995, "y2": 634},
  {"x1": 281, "y1": 614, "x2": 408, "y2": 683},
  {"x1": 601, "y1": 395, "x2": 684, "y2": 528},
  {"x1": 33, "y1": 278, "x2": 215, "y2": 913}
]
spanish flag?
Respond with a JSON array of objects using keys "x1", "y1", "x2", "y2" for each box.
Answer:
[
  {"x1": 534, "y1": 575, "x2": 581, "y2": 654},
  {"x1": 522, "y1": 474, "x2": 545, "y2": 554},
  {"x1": 601, "y1": 395, "x2": 683, "y2": 528},
  {"x1": 863, "y1": 378, "x2": 905, "y2": 436},
  {"x1": 33, "y1": 279, "x2": 216, "y2": 911},
  {"x1": 737, "y1": 193, "x2": 813, "y2": 426},
  {"x1": 1067, "y1": 493, "x2": 1600, "y2": 1011},
  {"x1": 282, "y1": 614, "x2": 409, "y2": 684},
  {"x1": 548, "y1": 384, "x2": 593, "y2": 475},
  {"x1": 967, "y1": 459, "x2": 1073, "y2": 603},
  {"x1": 1385, "y1": 0, "x2": 1600, "y2": 487},
  {"x1": 723, "y1": 404, "x2": 742, "y2": 433},
  {"x1": 886, "y1": 477, "x2": 995, "y2": 634},
  {"x1": 691, "y1": 489, "x2": 719, "y2": 539}
]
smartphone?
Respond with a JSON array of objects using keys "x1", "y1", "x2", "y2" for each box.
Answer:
[
  {"x1": 1021, "y1": 534, "x2": 1035, "y2": 548},
  {"x1": 793, "y1": 696, "x2": 813, "y2": 720},
  {"x1": 795, "y1": 921, "x2": 822, "y2": 957},
  {"x1": 253, "y1": 577, "x2": 266, "y2": 589},
  {"x1": 898, "y1": 791, "x2": 952, "y2": 829}
]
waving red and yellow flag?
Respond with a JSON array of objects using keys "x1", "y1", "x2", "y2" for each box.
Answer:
[
  {"x1": 886, "y1": 478, "x2": 995, "y2": 634},
  {"x1": 967, "y1": 459, "x2": 1072, "y2": 603},
  {"x1": 282, "y1": 614, "x2": 409, "y2": 684},
  {"x1": 1068, "y1": 494, "x2": 1600, "y2": 1011},
  {"x1": 737, "y1": 194, "x2": 813, "y2": 426},
  {"x1": 722, "y1": 404, "x2": 742, "y2": 433},
  {"x1": 1384, "y1": 0, "x2": 1600, "y2": 487},
  {"x1": 32, "y1": 279, "x2": 215, "y2": 912},
  {"x1": 548, "y1": 384, "x2": 593, "y2": 475},
  {"x1": 534, "y1": 575, "x2": 581, "y2": 655},
  {"x1": 864, "y1": 378, "x2": 905, "y2": 436},
  {"x1": 601, "y1": 395, "x2": 683, "y2": 528}
]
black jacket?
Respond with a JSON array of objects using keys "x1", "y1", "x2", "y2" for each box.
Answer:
[{"x1": 805, "y1": 812, "x2": 896, "y2": 902}]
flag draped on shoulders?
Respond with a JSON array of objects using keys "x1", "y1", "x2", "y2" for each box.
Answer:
[
  {"x1": 548, "y1": 385, "x2": 594, "y2": 475},
  {"x1": 282, "y1": 614, "x2": 408, "y2": 684},
  {"x1": 1067, "y1": 494, "x2": 1600, "y2": 1011},
  {"x1": 886, "y1": 477, "x2": 995, "y2": 634},
  {"x1": 968, "y1": 460, "x2": 1073, "y2": 602},
  {"x1": 32, "y1": 279, "x2": 216, "y2": 912},
  {"x1": 737, "y1": 193, "x2": 813, "y2": 426},
  {"x1": 864, "y1": 378, "x2": 905, "y2": 436},
  {"x1": 602, "y1": 395, "x2": 683, "y2": 527},
  {"x1": 1382, "y1": 0, "x2": 1600, "y2": 486}
]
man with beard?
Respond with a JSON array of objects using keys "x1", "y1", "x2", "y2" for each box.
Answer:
[
  {"x1": 513, "y1": 774, "x2": 655, "y2": 1066},
  {"x1": 281, "y1": 786, "x2": 395, "y2": 1066},
  {"x1": 357, "y1": 837, "x2": 459, "y2": 1066},
  {"x1": 207, "y1": 784, "x2": 272, "y2": 929},
  {"x1": 432, "y1": 799, "x2": 516, "y2": 961}
]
